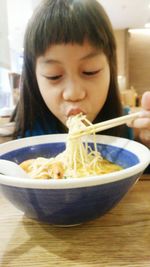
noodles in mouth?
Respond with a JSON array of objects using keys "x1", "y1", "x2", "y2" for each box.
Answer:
[{"x1": 20, "y1": 114, "x2": 122, "y2": 179}]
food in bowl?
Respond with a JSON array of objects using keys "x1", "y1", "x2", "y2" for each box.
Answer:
[
  {"x1": 0, "y1": 129, "x2": 149, "y2": 226},
  {"x1": 19, "y1": 114, "x2": 122, "y2": 179}
]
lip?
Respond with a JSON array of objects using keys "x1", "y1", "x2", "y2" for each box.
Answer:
[{"x1": 67, "y1": 108, "x2": 86, "y2": 117}]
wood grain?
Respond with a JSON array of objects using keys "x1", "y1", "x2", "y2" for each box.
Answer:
[
  {"x1": 128, "y1": 32, "x2": 150, "y2": 95},
  {"x1": 0, "y1": 176, "x2": 150, "y2": 267}
]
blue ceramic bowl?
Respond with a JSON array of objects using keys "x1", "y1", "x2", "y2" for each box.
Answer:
[{"x1": 0, "y1": 134, "x2": 149, "y2": 226}]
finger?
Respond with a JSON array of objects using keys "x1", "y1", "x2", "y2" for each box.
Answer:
[
  {"x1": 127, "y1": 117, "x2": 150, "y2": 129},
  {"x1": 139, "y1": 130, "x2": 150, "y2": 148},
  {"x1": 141, "y1": 91, "x2": 150, "y2": 110},
  {"x1": 138, "y1": 110, "x2": 150, "y2": 118}
]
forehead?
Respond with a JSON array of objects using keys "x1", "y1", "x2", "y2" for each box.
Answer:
[{"x1": 37, "y1": 40, "x2": 106, "y2": 65}]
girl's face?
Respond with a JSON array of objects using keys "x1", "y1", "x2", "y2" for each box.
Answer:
[{"x1": 36, "y1": 40, "x2": 110, "y2": 126}]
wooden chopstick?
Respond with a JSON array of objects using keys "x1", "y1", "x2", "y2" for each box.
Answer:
[{"x1": 70, "y1": 111, "x2": 141, "y2": 139}]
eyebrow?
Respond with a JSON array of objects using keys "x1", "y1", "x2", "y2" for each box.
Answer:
[
  {"x1": 40, "y1": 59, "x2": 61, "y2": 65},
  {"x1": 40, "y1": 50, "x2": 102, "y2": 65}
]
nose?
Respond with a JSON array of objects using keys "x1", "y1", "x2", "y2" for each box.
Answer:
[{"x1": 62, "y1": 78, "x2": 86, "y2": 102}]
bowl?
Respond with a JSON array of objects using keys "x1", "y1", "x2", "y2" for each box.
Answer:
[{"x1": 0, "y1": 134, "x2": 149, "y2": 226}]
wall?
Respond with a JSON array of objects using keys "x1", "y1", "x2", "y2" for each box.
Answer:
[
  {"x1": 128, "y1": 30, "x2": 150, "y2": 95},
  {"x1": 0, "y1": 0, "x2": 10, "y2": 69},
  {"x1": 114, "y1": 29, "x2": 129, "y2": 90},
  {"x1": 114, "y1": 30, "x2": 127, "y2": 76},
  {"x1": 0, "y1": 0, "x2": 41, "y2": 72}
]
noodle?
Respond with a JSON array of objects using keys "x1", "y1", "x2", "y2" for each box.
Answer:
[{"x1": 20, "y1": 114, "x2": 122, "y2": 179}]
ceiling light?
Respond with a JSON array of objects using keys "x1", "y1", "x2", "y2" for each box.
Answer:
[
  {"x1": 145, "y1": 22, "x2": 150, "y2": 28},
  {"x1": 128, "y1": 29, "x2": 150, "y2": 34}
]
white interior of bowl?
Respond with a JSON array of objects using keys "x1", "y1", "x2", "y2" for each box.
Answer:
[{"x1": 0, "y1": 134, "x2": 149, "y2": 189}]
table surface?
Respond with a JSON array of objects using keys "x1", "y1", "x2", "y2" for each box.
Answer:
[{"x1": 0, "y1": 174, "x2": 150, "y2": 267}]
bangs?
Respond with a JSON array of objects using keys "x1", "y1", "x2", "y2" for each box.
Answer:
[{"x1": 25, "y1": 0, "x2": 113, "y2": 58}]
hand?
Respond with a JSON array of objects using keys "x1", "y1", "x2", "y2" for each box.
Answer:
[{"x1": 128, "y1": 91, "x2": 150, "y2": 148}]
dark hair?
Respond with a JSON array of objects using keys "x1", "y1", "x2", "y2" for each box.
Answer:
[{"x1": 12, "y1": 0, "x2": 123, "y2": 138}]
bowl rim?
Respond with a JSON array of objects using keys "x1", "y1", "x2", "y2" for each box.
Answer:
[{"x1": 0, "y1": 134, "x2": 149, "y2": 189}]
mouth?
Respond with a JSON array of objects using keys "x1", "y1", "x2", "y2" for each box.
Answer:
[{"x1": 67, "y1": 108, "x2": 86, "y2": 117}]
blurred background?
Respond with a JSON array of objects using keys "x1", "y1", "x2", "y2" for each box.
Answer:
[{"x1": 0, "y1": 0, "x2": 150, "y2": 116}]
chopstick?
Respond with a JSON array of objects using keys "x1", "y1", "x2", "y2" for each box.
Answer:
[{"x1": 70, "y1": 111, "x2": 141, "y2": 139}]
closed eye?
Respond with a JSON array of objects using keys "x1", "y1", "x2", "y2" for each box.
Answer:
[
  {"x1": 42, "y1": 75, "x2": 62, "y2": 80},
  {"x1": 83, "y1": 69, "x2": 101, "y2": 76}
]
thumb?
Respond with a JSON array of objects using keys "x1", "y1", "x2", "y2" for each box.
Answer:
[{"x1": 141, "y1": 91, "x2": 150, "y2": 110}]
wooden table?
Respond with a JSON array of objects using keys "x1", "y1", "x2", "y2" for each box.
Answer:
[{"x1": 0, "y1": 175, "x2": 150, "y2": 267}]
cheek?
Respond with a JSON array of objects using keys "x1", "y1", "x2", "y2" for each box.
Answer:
[
  {"x1": 36, "y1": 69, "x2": 51, "y2": 101},
  {"x1": 39, "y1": 88, "x2": 59, "y2": 114},
  {"x1": 37, "y1": 78, "x2": 58, "y2": 109},
  {"x1": 89, "y1": 68, "x2": 110, "y2": 114},
  {"x1": 94, "y1": 68, "x2": 110, "y2": 100},
  {"x1": 38, "y1": 81, "x2": 50, "y2": 101}
]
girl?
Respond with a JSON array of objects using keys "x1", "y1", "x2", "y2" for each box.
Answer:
[{"x1": 12, "y1": 0, "x2": 150, "y2": 148}]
